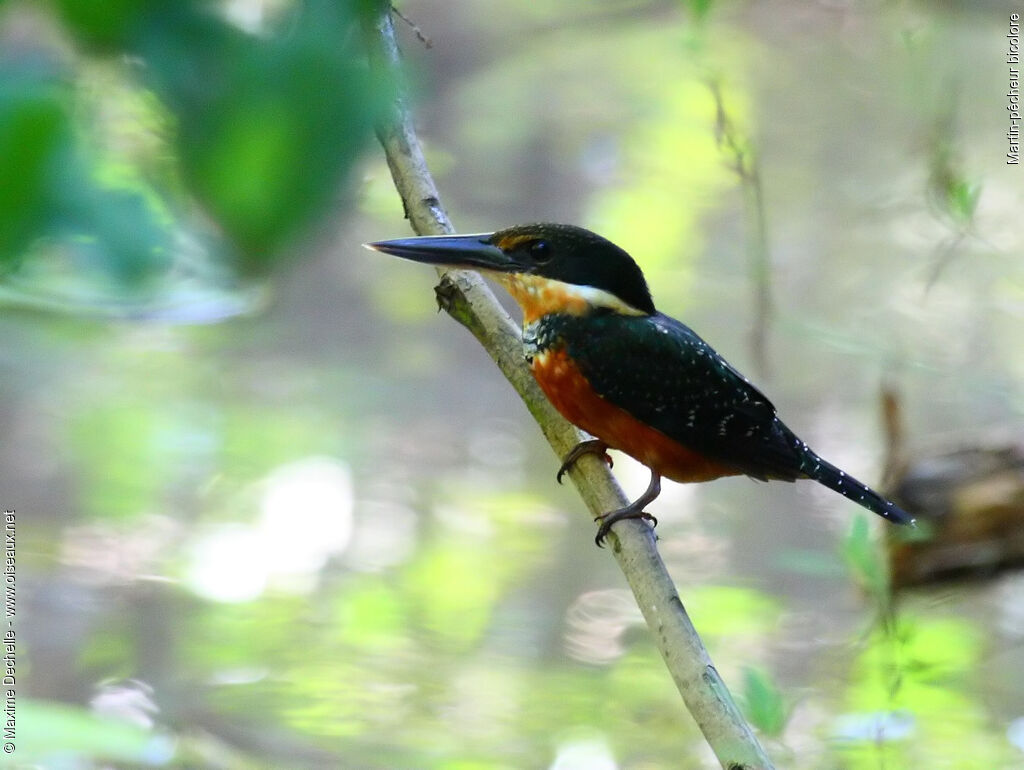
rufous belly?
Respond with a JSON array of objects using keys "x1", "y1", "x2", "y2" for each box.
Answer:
[{"x1": 532, "y1": 348, "x2": 740, "y2": 483}]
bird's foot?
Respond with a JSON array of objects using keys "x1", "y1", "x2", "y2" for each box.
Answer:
[
  {"x1": 557, "y1": 439, "x2": 612, "y2": 484},
  {"x1": 594, "y1": 505, "x2": 658, "y2": 548},
  {"x1": 593, "y1": 469, "x2": 662, "y2": 548}
]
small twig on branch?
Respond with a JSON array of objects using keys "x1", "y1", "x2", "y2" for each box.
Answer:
[{"x1": 361, "y1": 8, "x2": 775, "y2": 769}]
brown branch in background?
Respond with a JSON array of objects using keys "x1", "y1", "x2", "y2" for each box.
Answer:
[
  {"x1": 361, "y1": 7, "x2": 775, "y2": 769},
  {"x1": 709, "y1": 78, "x2": 773, "y2": 379},
  {"x1": 879, "y1": 380, "x2": 908, "y2": 491}
]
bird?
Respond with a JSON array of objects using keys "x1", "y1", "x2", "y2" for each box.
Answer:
[{"x1": 366, "y1": 223, "x2": 915, "y2": 546}]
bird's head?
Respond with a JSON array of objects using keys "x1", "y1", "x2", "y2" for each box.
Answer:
[{"x1": 365, "y1": 223, "x2": 655, "y2": 322}]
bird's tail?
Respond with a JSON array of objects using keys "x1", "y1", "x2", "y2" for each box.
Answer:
[{"x1": 800, "y1": 449, "x2": 915, "y2": 526}]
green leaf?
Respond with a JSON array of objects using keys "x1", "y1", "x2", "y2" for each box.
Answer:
[
  {"x1": 741, "y1": 666, "x2": 788, "y2": 736},
  {"x1": 685, "y1": 0, "x2": 716, "y2": 23},
  {"x1": 841, "y1": 514, "x2": 889, "y2": 601},
  {"x1": 0, "y1": 62, "x2": 71, "y2": 271},
  {"x1": 131, "y1": 0, "x2": 379, "y2": 270},
  {"x1": 10, "y1": 0, "x2": 385, "y2": 307},
  {"x1": 52, "y1": 0, "x2": 156, "y2": 51},
  {"x1": 12, "y1": 699, "x2": 171, "y2": 763},
  {"x1": 948, "y1": 179, "x2": 981, "y2": 222}
]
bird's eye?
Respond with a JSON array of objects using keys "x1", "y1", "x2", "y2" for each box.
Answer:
[{"x1": 528, "y1": 239, "x2": 552, "y2": 263}]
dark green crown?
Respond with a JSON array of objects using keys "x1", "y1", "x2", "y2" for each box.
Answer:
[{"x1": 489, "y1": 224, "x2": 656, "y2": 315}]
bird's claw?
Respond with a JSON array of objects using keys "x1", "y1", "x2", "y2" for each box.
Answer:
[
  {"x1": 556, "y1": 439, "x2": 612, "y2": 484},
  {"x1": 594, "y1": 510, "x2": 658, "y2": 548}
]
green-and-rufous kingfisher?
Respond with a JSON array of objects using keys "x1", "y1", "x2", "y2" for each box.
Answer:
[{"x1": 366, "y1": 224, "x2": 915, "y2": 546}]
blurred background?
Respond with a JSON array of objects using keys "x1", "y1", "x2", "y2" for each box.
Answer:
[{"x1": 2, "y1": 0, "x2": 1023, "y2": 767}]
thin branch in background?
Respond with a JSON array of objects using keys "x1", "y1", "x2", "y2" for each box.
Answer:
[
  {"x1": 926, "y1": 230, "x2": 970, "y2": 290},
  {"x1": 921, "y1": 83, "x2": 982, "y2": 291},
  {"x1": 390, "y1": 4, "x2": 433, "y2": 49},
  {"x1": 360, "y1": 8, "x2": 775, "y2": 769},
  {"x1": 708, "y1": 78, "x2": 773, "y2": 379}
]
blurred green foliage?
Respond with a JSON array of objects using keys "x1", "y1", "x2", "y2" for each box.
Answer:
[
  {"x1": 741, "y1": 666, "x2": 788, "y2": 737},
  {"x1": 0, "y1": 60, "x2": 72, "y2": 273},
  {"x1": 0, "y1": 0, "x2": 383, "y2": 311},
  {"x1": 842, "y1": 514, "x2": 889, "y2": 606},
  {"x1": 12, "y1": 700, "x2": 168, "y2": 765},
  {"x1": 684, "y1": 0, "x2": 715, "y2": 23},
  {"x1": 836, "y1": 515, "x2": 1020, "y2": 767},
  {"x1": 840, "y1": 615, "x2": 1018, "y2": 768},
  {"x1": 4, "y1": 1, "x2": 1021, "y2": 768},
  {"x1": 0, "y1": 57, "x2": 175, "y2": 289}
]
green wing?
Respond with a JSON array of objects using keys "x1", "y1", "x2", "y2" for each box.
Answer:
[{"x1": 559, "y1": 312, "x2": 806, "y2": 481}]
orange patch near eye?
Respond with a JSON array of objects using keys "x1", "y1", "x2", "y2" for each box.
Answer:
[{"x1": 493, "y1": 233, "x2": 535, "y2": 252}]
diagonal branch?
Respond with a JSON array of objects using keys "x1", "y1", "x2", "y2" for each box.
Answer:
[{"x1": 361, "y1": 8, "x2": 775, "y2": 769}]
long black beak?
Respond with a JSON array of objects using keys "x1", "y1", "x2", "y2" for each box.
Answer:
[{"x1": 364, "y1": 233, "x2": 516, "y2": 271}]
